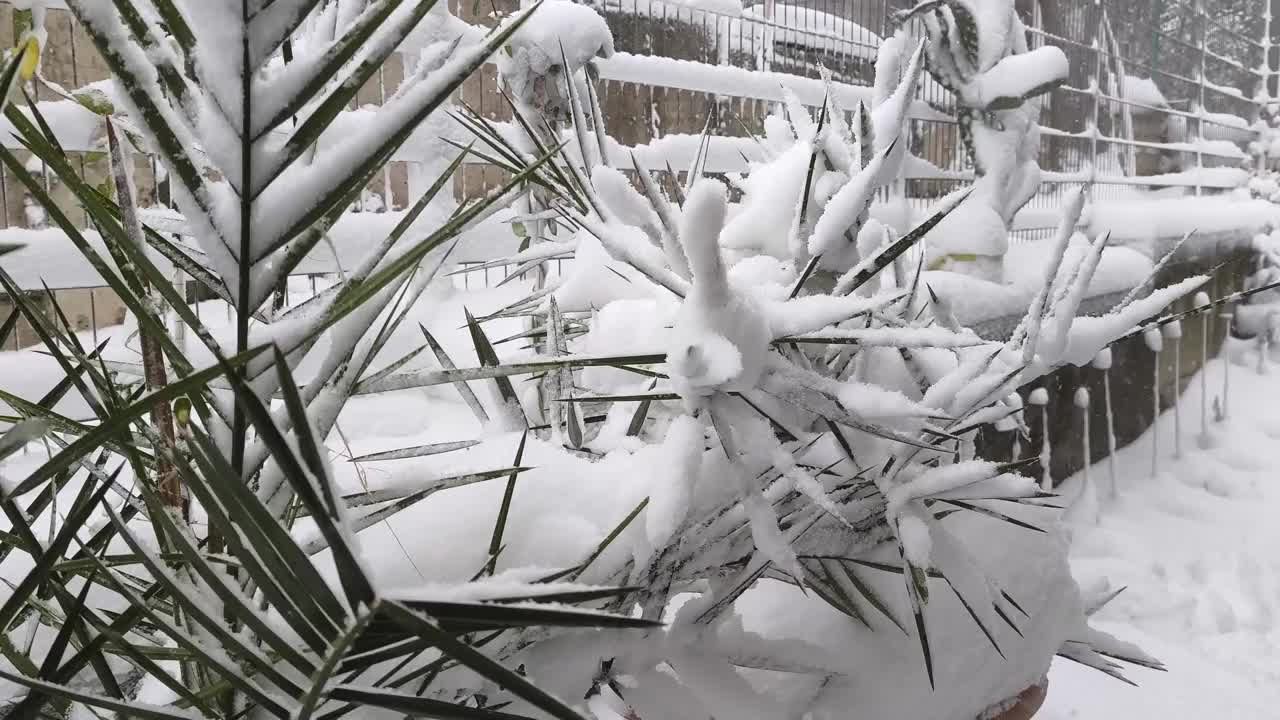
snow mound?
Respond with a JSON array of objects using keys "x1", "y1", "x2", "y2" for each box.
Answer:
[{"x1": 497, "y1": 0, "x2": 614, "y2": 117}]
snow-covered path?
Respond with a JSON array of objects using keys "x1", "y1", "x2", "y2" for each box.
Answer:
[{"x1": 1042, "y1": 341, "x2": 1280, "y2": 718}]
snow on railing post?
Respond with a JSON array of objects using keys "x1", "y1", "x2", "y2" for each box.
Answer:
[
  {"x1": 1164, "y1": 319, "x2": 1184, "y2": 458},
  {"x1": 1194, "y1": 291, "x2": 1211, "y2": 445},
  {"x1": 1073, "y1": 386, "x2": 1098, "y2": 525},
  {"x1": 994, "y1": 392, "x2": 1024, "y2": 462},
  {"x1": 1093, "y1": 349, "x2": 1118, "y2": 499},
  {"x1": 1219, "y1": 306, "x2": 1234, "y2": 420},
  {"x1": 1029, "y1": 387, "x2": 1051, "y2": 491},
  {"x1": 1146, "y1": 327, "x2": 1164, "y2": 476}
]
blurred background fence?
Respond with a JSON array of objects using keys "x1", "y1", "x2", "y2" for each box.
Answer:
[
  {"x1": 1, "y1": 0, "x2": 1276, "y2": 242},
  {"x1": 450, "y1": 0, "x2": 1277, "y2": 240}
]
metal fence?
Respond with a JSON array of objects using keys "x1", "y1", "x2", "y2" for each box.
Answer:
[
  {"x1": 0, "y1": 1, "x2": 1272, "y2": 240},
  {"x1": 580, "y1": 0, "x2": 1272, "y2": 232}
]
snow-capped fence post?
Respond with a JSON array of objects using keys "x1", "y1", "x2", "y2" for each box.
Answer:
[
  {"x1": 1073, "y1": 386, "x2": 1097, "y2": 525},
  {"x1": 1093, "y1": 349, "x2": 1118, "y2": 499},
  {"x1": 1219, "y1": 306, "x2": 1234, "y2": 421},
  {"x1": 1029, "y1": 387, "x2": 1051, "y2": 491},
  {"x1": 1194, "y1": 291, "x2": 1211, "y2": 445},
  {"x1": 1146, "y1": 327, "x2": 1164, "y2": 476},
  {"x1": 1164, "y1": 320, "x2": 1184, "y2": 458}
]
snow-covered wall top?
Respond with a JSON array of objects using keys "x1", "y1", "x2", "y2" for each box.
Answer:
[{"x1": 1087, "y1": 193, "x2": 1280, "y2": 247}]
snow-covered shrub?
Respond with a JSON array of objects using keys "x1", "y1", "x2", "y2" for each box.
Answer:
[
  {"x1": 898, "y1": 0, "x2": 1069, "y2": 281},
  {"x1": 716, "y1": 36, "x2": 926, "y2": 279},
  {"x1": 437, "y1": 22, "x2": 1206, "y2": 718}
]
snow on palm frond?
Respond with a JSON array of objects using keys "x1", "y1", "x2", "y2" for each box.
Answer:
[{"x1": 61, "y1": 0, "x2": 541, "y2": 482}]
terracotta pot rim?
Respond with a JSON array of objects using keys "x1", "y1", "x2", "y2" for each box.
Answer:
[{"x1": 984, "y1": 681, "x2": 1048, "y2": 720}]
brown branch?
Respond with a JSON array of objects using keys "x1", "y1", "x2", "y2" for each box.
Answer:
[{"x1": 106, "y1": 120, "x2": 183, "y2": 514}]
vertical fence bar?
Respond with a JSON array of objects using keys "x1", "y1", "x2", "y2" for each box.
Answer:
[
  {"x1": 1195, "y1": 0, "x2": 1207, "y2": 196},
  {"x1": 1089, "y1": 5, "x2": 1104, "y2": 188},
  {"x1": 1262, "y1": 0, "x2": 1275, "y2": 173},
  {"x1": 0, "y1": 158, "x2": 8, "y2": 230},
  {"x1": 89, "y1": 289, "x2": 97, "y2": 346},
  {"x1": 759, "y1": 0, "x2": 775, "y2": 72},
  {"x1": 379, "y1": 63, "x2": 391, "y2": 211}
]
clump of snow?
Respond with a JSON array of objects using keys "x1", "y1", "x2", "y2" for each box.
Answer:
[
  {"x1": 646, "y1": 413, "x2": 705, "y2": 547},
  {"x1": 721, "y1": 141, "x2": 812, "y2": 260},
  {"x1": 1144, "y1": 328, "x2": 1164, "y2": 352},
  {"x1": 1120, "y1": 75, "x2": 1168, "y2": 108},
  {"x1": 496, "y1": 0, "x2": 614, "y2": 120},
  {"x1": 959, "y1": 46, "x2": 1068, "y2": 109},
  {"x1": 668, "y1": 181, "x2": 772, "y2": 402},
  {"x1": 896, "y1": 512, "x2": 933, "y2": 566},
  {"x1": 553, "y1": 232, "x2": 653, "y2": 311},
  {"x1": 1073, "y1": 386, "x2": 1091, "y2": 409}
]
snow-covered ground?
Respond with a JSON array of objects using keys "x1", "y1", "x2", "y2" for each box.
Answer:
[{"x1": 1042, "y1": 338, "x2": 1280, "y2": 718}]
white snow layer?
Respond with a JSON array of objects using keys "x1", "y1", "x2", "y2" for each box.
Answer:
[{"x1": 1042, "y1": 337, "x2": 1280, "y2": 719}]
